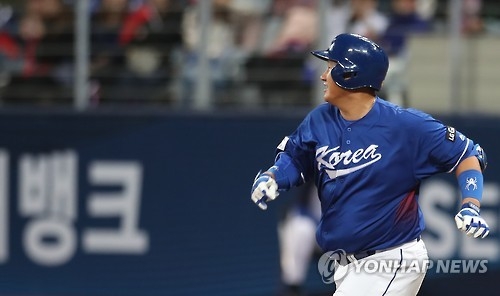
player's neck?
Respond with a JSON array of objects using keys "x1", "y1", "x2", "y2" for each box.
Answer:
[{"x1": 338, "y1": 93, "x2": 377, "y2": 121}]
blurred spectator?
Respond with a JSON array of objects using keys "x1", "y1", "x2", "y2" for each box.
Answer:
[
  {"x1": 325, "y1": 0, "x2": 389, "y2": 45},
  {"x1": 262, "y1": 0, "x2": 318, "y2": 57},
  {"x1": 347, "y1": 0, "x2": 388, "y2": 41},
  {"x1": 89, "y1": 0, "x2": 131, "y2": 102},
  {"x1": 0, "y1": 3, "x2": 15, "y2": 33},
  {"x1": 0, "y1": 10, "x2": 46, "y2": 93},
  {"x1": 379, "y1": 0, "x2": 432, "y2": 106},
  {"x1": 239, "y1": 0, "x2": 318, "y2": 108},
  {"x1": 462, "y1": 0, "x2": 484, "y2": 34},
  {"x1": 381, "y1": 0, "x2": 432, "y2": 57},
  {"x1": 0, "y1": 0, "x2": 74, "y2": 105},
  {"x1": 110, "y1": 0, "x2": 184, "y2": 103},
  {"x1": 179, "y1": 0, "x2": 245, "y2": 106},
  {"x1": 278, "y1": 183, "x2": 321, "y2": 296},
  {"x1": 35, "y1": 0, "x2": 75, "y2": 88},
  {"x1": 229, "y1": 0, "x2": 271, "y2": 56},
  {"x1": 414, "y1": 0, "x2": 437, "y2": 21}
]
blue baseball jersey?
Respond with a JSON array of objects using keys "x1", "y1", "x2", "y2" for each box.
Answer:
[{"x1": 275, "y1": 98, "x2": 474, "y2": 254}]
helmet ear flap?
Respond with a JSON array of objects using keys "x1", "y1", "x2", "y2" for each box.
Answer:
[
  {"x1": 330, "y1": 65, "x2": 342, "y2": 85},
  {"x1": 330, "y1": 60, "x2": 358, "y2": 88}
]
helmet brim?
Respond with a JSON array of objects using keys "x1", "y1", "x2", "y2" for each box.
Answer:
[{"x1": 311, "y1": 50, "x2": 330, "y2": 61}]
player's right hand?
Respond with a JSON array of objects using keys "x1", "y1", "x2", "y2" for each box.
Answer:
[
  {"x1": 251, "y1": 171, "x2": 279, "y2": 210},
  {"x1": 454, "y1": 202, "x2": 490, "y2": 238}
]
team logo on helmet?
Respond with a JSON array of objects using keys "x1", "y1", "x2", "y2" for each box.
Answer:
[{"x1": 329, "y1": 41, "x2": 335, "y2": 51}]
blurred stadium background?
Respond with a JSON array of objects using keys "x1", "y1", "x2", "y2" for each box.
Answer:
[{"x1": 0, "y1": 0, "x2": 499, "y2": 295}]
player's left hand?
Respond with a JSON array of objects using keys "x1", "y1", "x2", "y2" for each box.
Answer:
[
  {"x1": 454, "y1": 202, "x2": 490, "y2": 238},
  {"x1": 251, "y1": 171, "x2": 279, "y2": 210}
]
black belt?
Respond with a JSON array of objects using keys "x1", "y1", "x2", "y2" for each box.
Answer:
[
  {"x1": 340, "y1": 250, "x2": 376, "y2": 266},
  {"x1": 338, "y1": 236, "x2": 421, "y2": 266}
]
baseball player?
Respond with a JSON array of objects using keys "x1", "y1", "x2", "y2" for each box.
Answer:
[
  {"x1": 250, "y1": 33, "x2": 490, "y2": 296},
  {"x1": 277, "y1": 183, "x2": 321, "y2": 296}
]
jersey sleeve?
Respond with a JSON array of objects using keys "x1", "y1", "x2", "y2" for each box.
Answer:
[
  {"x1": 413, "y1": 114, "x2": 473, "y2": 179},
  {"x1": 275, "y1": 112, "x2": 317, "y2": 185}
]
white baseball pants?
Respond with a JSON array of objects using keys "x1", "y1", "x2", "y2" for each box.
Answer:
[{"x1": 333, "y1": 238, "x2": 428, "y2": 296}]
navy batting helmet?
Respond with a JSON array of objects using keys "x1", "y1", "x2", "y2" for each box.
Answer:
[{"x1": 311, "y1": 33, "x2": 389, "y2": 91}]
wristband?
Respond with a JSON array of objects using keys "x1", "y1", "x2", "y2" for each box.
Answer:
[
  {"x1": 457, "y1": 169, "x2": 483, "y2": 202},
  {"x1": 461, "y1": 202, "x2": 480, "y2": 213}
]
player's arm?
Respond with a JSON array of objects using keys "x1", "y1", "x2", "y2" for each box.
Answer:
[
  {"x1": 454, "y1": 144, "x2": 490, "y2": 238},
  {"x1": 251, "y1": 111, "x2": 317, "y2": 210}
]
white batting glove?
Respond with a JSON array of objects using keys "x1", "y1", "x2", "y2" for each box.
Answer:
[
  {"x1": 455, "y1": 202, "x2": 490, "y2": 238},
  {"x1": 251, "y1": 171, "x2": 279, "y2": 210}
]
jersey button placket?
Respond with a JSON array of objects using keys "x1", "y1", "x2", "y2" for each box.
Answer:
[{"x1": 346, "y1": 127, "x2": 351, "y2": 144}]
